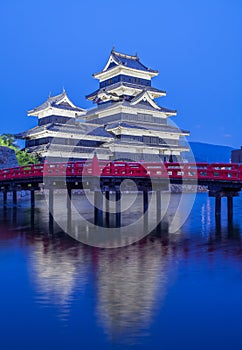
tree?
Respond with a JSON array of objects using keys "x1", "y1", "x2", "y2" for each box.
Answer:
[
  {"x1": 0, "y1": 133, "x2": 17, "y2": 147},
  {"x1": 15, "y1": 149, "x2": 39, "y2": 166}
]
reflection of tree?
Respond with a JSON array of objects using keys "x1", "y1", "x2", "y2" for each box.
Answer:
[{"x1": 95, "y1": 238, "x2": 174, "y2": 339}]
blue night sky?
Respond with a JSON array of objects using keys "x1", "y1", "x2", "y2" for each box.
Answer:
[{"x1": 1, "y1": 0, "x2": 242, "y2": 147}]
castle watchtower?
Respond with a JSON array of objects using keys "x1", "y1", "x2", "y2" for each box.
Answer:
[{"x1": 17, "y1": 90, "x2": 112, "y2": 161}]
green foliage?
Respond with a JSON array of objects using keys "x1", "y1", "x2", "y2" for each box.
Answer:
[
  {"x1": 0, "y1": 134, "x2": 39, "y2": 166},
  {"x1": 0, "y1": 137, "x2": 11, "y2": 147},
  {"x1": 15, "y1": 149, "x2": 39, "y2": 166},
  {"x1": 0, "y1": 133, "x2": 17, "y2": 147}
]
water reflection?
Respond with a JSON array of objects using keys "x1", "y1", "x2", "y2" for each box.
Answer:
[
  {"x1": 26, "y1": 230, "x2": 176, "y2": 336},
  {"x1": 95, "y1": 238, "x2": 175, "y2": 340},
  {"x1": 29, "y1": 238, "x2": 88, "y2": 306},
  {"x1": 1, "y1": 193, "x2": 242, "y2": 347},
  {"x1": 201, "y1": 197, "x2": 212, "y2": 237}
]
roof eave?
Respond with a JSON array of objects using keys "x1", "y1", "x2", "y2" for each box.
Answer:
[
  {"x1": 86, "y1": 93, "x2": 97, "y2": 101},
  {"x1": 93, "y1": 66, "x2": 159, "y2": 80},
  {"x1": 181, "y1": 131, "x2": 190, "y2": 136},
  {"x1": 164, "y1": 111, "x2": 177, "y2": 116},
  {"x1": 27, "y1": 110, "x2": 39, "y2": 117}
]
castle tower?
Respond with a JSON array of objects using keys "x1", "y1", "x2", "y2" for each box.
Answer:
[{"x1": 85, "y1": 49, "x2": 189, "y2": 161}]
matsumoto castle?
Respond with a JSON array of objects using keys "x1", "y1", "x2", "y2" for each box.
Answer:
[{"x1": 18, "y1": 49, "x2": 190, "y2": 162}]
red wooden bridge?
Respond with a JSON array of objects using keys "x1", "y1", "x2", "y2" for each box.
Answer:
[
  {"x1": 0, "y1": 160, "x2": 242, "y2": 182},
  {"x1": 0, "y1": 158, "x2": 241, "y2": 226}
]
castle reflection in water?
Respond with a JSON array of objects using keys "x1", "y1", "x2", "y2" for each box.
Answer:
[
  {"x1": 28, "y1": 230, "x2": 177, "y2": 335},
  {"x1": 1, "y1": 193, "x2": 242, "y2": 342}
]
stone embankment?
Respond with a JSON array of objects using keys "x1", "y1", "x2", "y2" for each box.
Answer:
[
  {"x1": 170, "y1": 184, "x2": 208, "y2": 193},
  {"x1": 0, "y1": 146, "x2": 18, "y2": 169}
]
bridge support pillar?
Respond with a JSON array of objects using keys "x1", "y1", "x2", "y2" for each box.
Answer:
[
  {"x1": 12, "y1": 190, "x2": 17, "y2": 207},
  {"x1": 156, "y1": 191, "x2": 162, "y2": 226},
  {"x1": 115, "y1": 191, "x2": 121, "y2": 227},
  {"x1": 94, "y1": 191, "x2": 103, "y2": 227},
  {"x1": 105, "y1": 191, "x2": 110, "y2": 227},
  {"x1": 3, "y1": 191, "x2": 7, "y2": 209},
  {"x1": 143, "y1": 190, "x2": 149, "y2": 229},
  {"x1": 49, "y1": 188, "x2": 54, "y2": 213},
  {"x1": 30, "y1": 190, "x2": 35, "y2": 209},
  {"x1": 67, "y1": 187, "x2": 72, "y2": 231},
  {"x1": 67, "y1": 187, "x2": 72, "y2": 211},
  {"x1": 215, "y1": 196, "x2": 221, "y2": 217},
  {"x1": 49, "y1": 188, "x2": 54, "y2": 234},
  {"x1": 143, "y1": 190, "x2": 148, "y2": 214},
  {"x1": 227, "y1": 195, "x2": 233, "y2": 222},
  {"x1": 209, "y1": 186, "x2": 240, "y2": 224}
]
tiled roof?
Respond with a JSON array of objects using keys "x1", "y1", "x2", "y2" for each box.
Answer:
[
  {"x1": 128, "y1": 98, "x2": 177, "y2": 114},
  {"x1": 105, "y1": 122, "x2": 187, "y2": 134},
  {"x1": 85, "y1": 99, "x2": 177, "y2": 118},
  {"x1": 28, "y1": 91, "x2": 85, "y2": 114},
  {"x1": 16, "y1": 122, "x2": 114, "y2": 139},
  {"x1": 86, "y1": 82, "x2": 165, "y2": 100},
  {"x1": 49, "y1": 123, "x2": 113, "y2": 138},
  {"x1": 104, "y1": 139, "x2": 189, "y2": 150},
  {"x1": 110, "y1": 50, "x2": 158, "y2": 73},
  {"x1": 26, "y1": 144, "x2": 112, "y2": 155},
  {"x1": 51, "y1": 102, "x2": 83, "y2": 112},
  {"x1": 15, "y1": 124, "x2": 51, "y2": 138}
]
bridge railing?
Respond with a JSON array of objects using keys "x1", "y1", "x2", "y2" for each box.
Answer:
[{"x1": 0, "y1": 161, "x2": 242, "y2": 182}]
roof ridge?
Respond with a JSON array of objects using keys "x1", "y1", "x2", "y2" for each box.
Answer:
[
  {"x1": 111, "y1": 49, "x2": 138, "y2": 60},
  {"x1": 48, "y1": 90, "x2": 66, "y2": 102},
  {"x1": 28, "y1": 90, "x2": 86, "y2": 115}
]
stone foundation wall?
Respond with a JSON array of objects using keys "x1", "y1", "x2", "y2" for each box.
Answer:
[{"x1": 0, "y1": 146, "x2": 18, "y2": 169}]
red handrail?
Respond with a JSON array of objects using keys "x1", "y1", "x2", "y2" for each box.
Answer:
[{"x1": 0, "y1": 161, "x2": 241, "y2": 182}]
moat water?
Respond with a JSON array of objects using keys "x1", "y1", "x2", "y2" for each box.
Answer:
[{"x1": 1, "y1": 193, "x2": 242, "y2": 350}]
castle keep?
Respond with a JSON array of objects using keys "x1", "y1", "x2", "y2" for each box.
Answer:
[{"x1": 17, "y1": 49, "x2": 189, "y2": 162}]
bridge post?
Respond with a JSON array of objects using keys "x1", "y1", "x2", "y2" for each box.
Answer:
[
  {"x1": 94, "y1": 190, "x2": 103, "y2": 226},
  {"x1": 49, "y1": 188, "x2": 54, "y2": 213},
  {"x1": 3, "y1": 191, "x2": 7, "y2": 209},
  {"x1": 105, "y1": 191, "x2": 110, "y2": 227},
  {"x1": 49, "y1": 188, "x2": 54, "y2": 234},
  {"x1": 115, "y1": 190, "x2": 121, "y2": 227},
  {"x1": 12, "y1": 190, "x2": 17, "y2": 207},
  {"x1": 67, "y1": 187, "x2": 72, "y2": 231},
  {"x1": 143, "y1": 190, "x2": 149, "y2": 229},
  {"x1": 227, "y1": 195, "x2": 233, "y2": 222},
  {"x1": 67, "y1": 187, "x2": 72, "y2": 212},
  {"x1": 30, "y1": 189, "x2": 35, "y2": 209},
  {"x1": 215, "y1": 196, "x2": 221, "y2": 217},
  {"x1": 156, "y1": 191, "x2": 162, "y2": 225},
  {"x1": 143, "y1": 190, "x2": 148, "y2": 214},
  {"x1": 209, "y1": 186, "x2": 240, "y2": 224}
]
